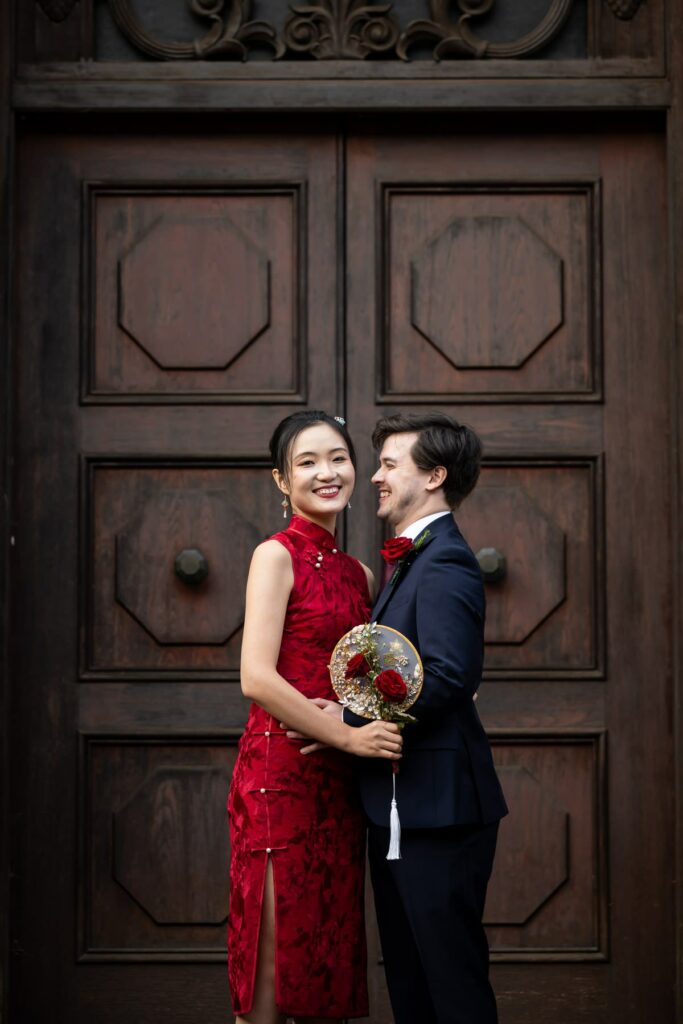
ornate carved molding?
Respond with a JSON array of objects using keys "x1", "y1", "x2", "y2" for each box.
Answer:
[
  {"x1": 397, "y1": 0, "x2": 576, "y2": 61},
  {"x1": 37, "y1": 0, "x2": 78, "y2": 21},
  {"x1": 283, "y1": 0, "x2": 399, "y2": 59},
  {"x1": 104, "y1": 0, "x2": 602, "y2": 62},
  {"x1": 107, "y1": 0, "x2": 285, "y2": 61},
  {"x1": 604, "y1": 0, "x2": 643, "y2": 19}
]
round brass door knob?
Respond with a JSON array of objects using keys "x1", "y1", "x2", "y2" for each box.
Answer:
[
  {"x1": 476, "y1": 547, "x2": 506, "y2": 583},
  {"x1": 174, "y1": 548, "x2": 209, "y2": 585}
]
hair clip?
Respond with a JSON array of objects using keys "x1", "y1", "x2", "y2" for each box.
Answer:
[{"x1": 334, "y1": 415, "x2": 346, "y2": 426}]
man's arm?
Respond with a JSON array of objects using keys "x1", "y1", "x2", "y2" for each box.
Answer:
[
  {"x1": 342, "y1": 707, "x2": 373, "y2": 727},
  {"x1": 412, "y1": 544, "x2": 484, "y2": 722}
]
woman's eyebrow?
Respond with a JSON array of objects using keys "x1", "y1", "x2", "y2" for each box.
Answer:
[{"x1": 294, "y1": 447, "x2": 347, "y2": 459}]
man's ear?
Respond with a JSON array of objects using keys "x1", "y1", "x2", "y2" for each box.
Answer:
[{"x1": 426, "y1": 465, "x2": 447, "y2": 492}]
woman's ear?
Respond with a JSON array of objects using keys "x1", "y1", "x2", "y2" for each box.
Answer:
[{"x1": 272, "y1": 467, "x2": 289, "y2": 496}]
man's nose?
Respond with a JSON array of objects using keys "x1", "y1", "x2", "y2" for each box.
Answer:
[{"x1": 371, "y1": 468, "x2": 382, "y2": 484}]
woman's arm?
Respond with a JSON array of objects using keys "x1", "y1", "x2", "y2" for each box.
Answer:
[{"x1": 240, "y1": 541, "x2": 401, "y2": 761}]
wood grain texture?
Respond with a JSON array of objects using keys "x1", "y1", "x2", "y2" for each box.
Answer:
[
  {"x1": 7, "y1": 120, "x2": 679, "y2": 1023},
  {"x1": 9, "y1": 130, "x2": 337, "y2": 1022},
  {"x1": 457, "y1": 460, "x2": 603, "y2": 676},
  {"x1": 81, "y1": 736, "x2": 238, "y2": 960},
  {"x1": 346, "y1": 128, "x2": 674, "y2": 1020},
  {"x1": 87, "y1": 188, "x2": 301, "y2": 401},
  {"x1": 0, "y1": 0, "x2": 11, "y2": 1017},
  {"x1": 384, "y1": 186, "x2": 599, "y2": 401},
  {"x1": 11, "y1": 75, "x2": 671, "y2": 113},
  {"x1": 86, "y1": 461, "x2": 275, "y2": 674},
  {"x1": 667, "y1": 1, "x2": 683, "y2": 1017}
]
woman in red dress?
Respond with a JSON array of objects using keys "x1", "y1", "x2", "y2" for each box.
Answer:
[{"x1": 228, "y1": 411, "x2": 403, "y2": 1024}]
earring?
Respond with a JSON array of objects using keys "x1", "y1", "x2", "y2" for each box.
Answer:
[
  {"x1": 347, "y1": 500, "x2": 352, "y2": 510},
  {"x1": 281, "y1": 496, "x2": 290, "y2": 518}
]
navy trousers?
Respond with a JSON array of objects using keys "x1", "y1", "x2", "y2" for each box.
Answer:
[{"x1": 368, "y1": 821, "x2": 499, "y2": 1024}]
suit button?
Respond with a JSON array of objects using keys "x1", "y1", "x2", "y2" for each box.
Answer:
[
  {"x1": 264, "y1": 730, "x2": 270, "y2": 737},
  {"x1": 260, "y1": 788, "x2": 266, "y2": 794},
  {"x1": 266, "y1": 847, "x2": 272, "y2": 853}
]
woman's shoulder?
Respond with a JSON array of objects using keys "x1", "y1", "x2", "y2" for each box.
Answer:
[{"x1": 251, "y1": 535, "x2": 294, "y2": 568}]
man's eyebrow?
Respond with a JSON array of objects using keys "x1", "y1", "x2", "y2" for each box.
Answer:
[{"x1": 380, "y1": 456, "x2": 396, "y2": 465}]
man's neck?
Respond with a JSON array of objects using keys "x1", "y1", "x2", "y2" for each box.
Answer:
[{"x1": 395, "y1": 506, "x2": 450, "y2": 538}]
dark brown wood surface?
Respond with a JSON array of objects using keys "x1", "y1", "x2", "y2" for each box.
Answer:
[
  {"x1": 10, "y1": 131, "x2": 339, "y2": 1018},
  {"x1": 8, "y1": 121, "x2": 677, "y2": 1024},
  {"x1": 668, "y1": 2, "x2": 683, "y2": 1019},
  {"x1": 346, "y1": 129, "x2": 672, "y2": 1021}
]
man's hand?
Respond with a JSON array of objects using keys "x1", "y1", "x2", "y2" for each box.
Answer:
[{"x1": 281, "y1": 697, "x2": 341, "y2": 754}]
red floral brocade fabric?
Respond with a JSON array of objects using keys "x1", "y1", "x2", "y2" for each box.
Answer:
[{"x1": 227, "y1": 515, "x2": 371, "y2": 1019}]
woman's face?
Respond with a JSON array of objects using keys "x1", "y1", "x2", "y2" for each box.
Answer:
[{"x1": 276, "y1": 422, "x2": 355, "y2": 521}]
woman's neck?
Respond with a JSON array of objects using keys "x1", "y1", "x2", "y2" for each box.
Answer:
[{"x1": 290, "y1": 509, "x2": 337, "y2": 536}]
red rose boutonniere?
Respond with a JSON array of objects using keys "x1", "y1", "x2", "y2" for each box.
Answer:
[
  {"x1": 380, "y1": 529, "x2": 431, "y2": 588},
  {"x1": 380, "y1": 536, "x2": 414, "y2": 564},
  {"x1": 374, "y1": 669, "x2": 408, "y2": 703}
]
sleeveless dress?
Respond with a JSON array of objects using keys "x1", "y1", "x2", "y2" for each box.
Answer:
[{"x1": 227, "y1": 514, "x2": 371, "y2": 1020}]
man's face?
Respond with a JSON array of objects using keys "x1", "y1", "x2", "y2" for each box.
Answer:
[{"x1": 371, "y1": 432, "x2": 433, "y2": 533}]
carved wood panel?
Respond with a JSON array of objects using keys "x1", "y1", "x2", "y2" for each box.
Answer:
[
  {"x1": 86, "y1": 188, "x2": 302, "y2": 402},
  {"x1": 456, "y1": 459, "x2": 603, "y2": 676},
  {"x1": 486, "y1": 734, "x2": 607, "y2": 958},
  {"x1": 12, "y1": 127, "x2": 674, "y2": 1024},
  {"x1": 85, "y1": 460, "x2": 277, "y2": 677},
  {"x1": 382, "y1": 185, "x2": 599, "y2": 402},
  {"x1": 346, "y1": 129, "x2": 672, "y2": 1022},
  {"x1": 80, "y1": 736, "x2": 237, "y2": 959}
]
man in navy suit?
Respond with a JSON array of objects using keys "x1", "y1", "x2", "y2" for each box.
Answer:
[
  {"x1": 290, "y1": 411, "x2": 507, "y2": 1023},
  {"x1": 350, "y1": 412, "x2": 507, "y2": 1024}
]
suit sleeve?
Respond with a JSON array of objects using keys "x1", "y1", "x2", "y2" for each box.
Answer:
[
  {"x1": 412, "y1": 544, "x2": 485, "y2": 722},
  {"x1": 342, "y1": 707, "x2": 372, "y2": 728}
]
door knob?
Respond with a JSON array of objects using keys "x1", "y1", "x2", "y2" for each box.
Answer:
[
  {"x1": 476, "y1": 547, "x2": 506, "y2": 583},
  {"x1": 174, "y1": 548, "x2": 209, "y2": 585}
]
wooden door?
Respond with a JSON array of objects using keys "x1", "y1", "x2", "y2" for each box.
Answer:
[
  {"x1": 12, "y1": 126, "x2": 673, "y2": 1024},
  {"x1": 11, "y1": 131, "x2": 338, "y2": 1022},
  {"x1": 346, "y1": 130, "x2": 673, "y2": 1023}
]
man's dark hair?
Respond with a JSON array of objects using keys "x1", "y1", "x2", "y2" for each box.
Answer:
[
  {"x1": 372, "y1": 412, "x2": 482, "y2": 509},
  {"x1": 270, "y1": 410, "x2": 357, "y2": 483}
]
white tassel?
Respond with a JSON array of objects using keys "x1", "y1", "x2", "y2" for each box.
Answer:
[{"x1": 386, "y1": 769, "x2": 402, "y2": 860}]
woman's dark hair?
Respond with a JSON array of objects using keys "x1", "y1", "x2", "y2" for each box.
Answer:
[
  {"x1": 269, "y1": 411, "x2": 357, "y2": 482},
  {"x1": 372, "y1": 412, "x2": 481, "y2": 509}
]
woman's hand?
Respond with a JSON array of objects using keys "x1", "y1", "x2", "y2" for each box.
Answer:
[{"x1": 346, "y1": 720, "x2": 403, "y2": 760}]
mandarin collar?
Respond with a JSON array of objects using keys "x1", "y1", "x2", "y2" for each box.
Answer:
[{"x1": 286, "y1": 514, "x2": 339, "y2": 551}]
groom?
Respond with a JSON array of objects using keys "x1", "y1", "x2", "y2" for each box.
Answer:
[{"x1": 348, "y1": 412, "x2": 507, "y2": 1024}]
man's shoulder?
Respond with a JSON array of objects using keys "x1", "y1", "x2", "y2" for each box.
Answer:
[{"x1": 424, "y1": 519, "x2": 479, "y2": 570}]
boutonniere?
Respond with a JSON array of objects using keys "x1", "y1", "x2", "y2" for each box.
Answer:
[{"x1": 380, "y1": 528, "x2": 431, "y2": 587}]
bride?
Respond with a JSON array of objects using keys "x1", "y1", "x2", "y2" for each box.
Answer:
[{"x1": 228, "y1": 410, "x2": 402, "y2": 1024}]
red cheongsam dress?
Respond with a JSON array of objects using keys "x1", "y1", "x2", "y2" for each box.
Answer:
[{"x1": 227, "y1": 514, "x2": 371, "y2": 1020}]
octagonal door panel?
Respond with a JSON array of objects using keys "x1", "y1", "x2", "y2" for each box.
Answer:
[
  {"x1": 12, "y1": 127, "x2": 674, "y2": 1024},
  {"x1": 347, "y1": 131, "x2": 672, "y2": 1024}
]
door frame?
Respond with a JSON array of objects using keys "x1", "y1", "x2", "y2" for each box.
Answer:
[{"x1": 3, "y1": 1, "x2": 683, "y2": 1017}]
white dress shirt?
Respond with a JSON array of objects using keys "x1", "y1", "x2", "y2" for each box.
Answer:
[{"x1": 398, "y1": 509, "x2": 451, "y2": 540}]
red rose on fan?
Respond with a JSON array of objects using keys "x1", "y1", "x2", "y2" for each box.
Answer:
[
  {"x1": 345, "y1": 652, "x2": 372, "y2": 679},
  {"x1": 374, "y1": 669, "x2": 408, "y2": 703},
  {"x1": 380, "y1": 537, "x2": 414, "y2": 564}
]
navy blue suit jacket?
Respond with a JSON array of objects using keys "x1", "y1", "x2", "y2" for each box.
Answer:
[{"x1": 344, "y1": 513, "x2": 508, "y2": 829}]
